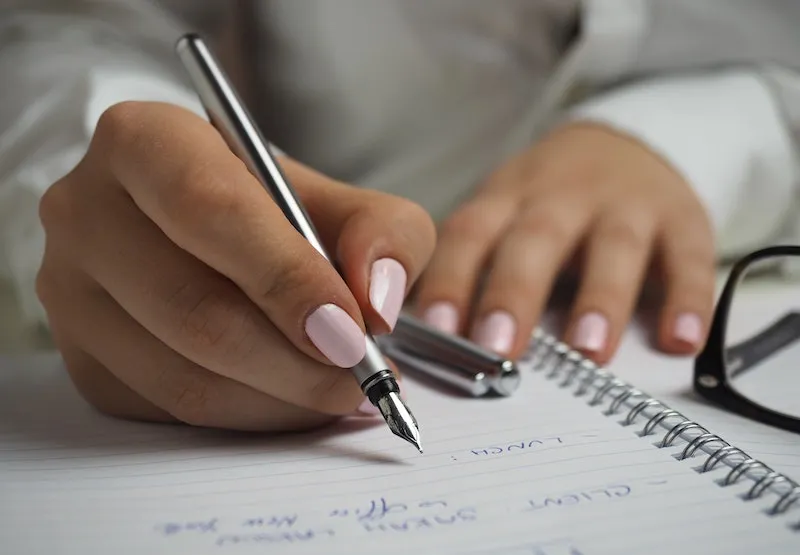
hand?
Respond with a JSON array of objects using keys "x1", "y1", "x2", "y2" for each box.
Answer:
[
  {"x1": 36, "y1": 101, "x2": 435, "y2": 432},
  {"x1": 413, "y1": 122, "x2": 715, "y2": 364}
]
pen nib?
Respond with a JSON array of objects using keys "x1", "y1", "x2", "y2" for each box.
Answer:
[{"x1": 377, "y1": 392, "x2": 423, "y2": 453}]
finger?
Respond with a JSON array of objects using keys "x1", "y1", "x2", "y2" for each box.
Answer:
[
  {"x1": 56, "y1": 338, "x2": 175, "y2": 425},
  {"x1": 334, "y1": 191, "x2": 436, "y2": 334},
  {"x1": 85, "y1": 101, "x2": 366, "y2": 368},
  {"x1": 563, "y1": 207, "x2": 658, "y2": 364},
  {"x1": 53, "y1": 284, "x2": 342, "y2": 432},
  {"x1": 285, "y1": 157, "x2": 436, "y2": 333},
  {"x1": 39, "y1": 266, "x2": 173, "y2": 423},
  {"x1": 67, "y1": 188, "x2": 367, "y2": 416},
  {"x1": 655, "y1": 210, "x2": 716, "y2": 355},
  {"x1": 469, "y1": 198, "x2": 591, "y2": 358},
  {"x1": 413, "y1": 191, "x2": 519, "y2": 335}
]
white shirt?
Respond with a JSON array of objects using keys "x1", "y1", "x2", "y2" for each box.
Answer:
[{"x1": 1, "y1": 0, "x2": 800, "y2": 329}]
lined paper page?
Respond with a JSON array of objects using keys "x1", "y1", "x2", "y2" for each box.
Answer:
[{"x1": 0, "y1": 352, "x2": 797, "y2": 555}]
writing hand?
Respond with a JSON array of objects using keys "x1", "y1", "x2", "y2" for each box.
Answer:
[
  {"x1": 413, "y1": 122, "x2": 715, "y2": 364},
  {"x1": 36, "y1": 102, "x2": 435, "y2": 431}
]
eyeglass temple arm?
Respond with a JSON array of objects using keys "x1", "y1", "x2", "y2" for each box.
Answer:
[{"x1": 725, "y1": 311, "x2": 800, "y2": 379}]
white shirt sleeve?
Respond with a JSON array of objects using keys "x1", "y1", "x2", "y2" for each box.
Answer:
[
  {"x1": 565, "y1": 70, "x2": 799, "y2": 259},
  {"x1": 0, "y1": 7, "x2": 203, "y2": 329}
]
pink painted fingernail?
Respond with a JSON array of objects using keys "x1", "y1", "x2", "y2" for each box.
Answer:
[
  {"x1": 673, "y1": 312, "x2": 702, "y2": 346},
  {"x1": 422, "y1": 302, "x2": 459, "y2": 334},
  {"x1": 471, "y1": 310, "x2": 516, "y2": 355},
  {"x1": 572, "y1": 312, "x2": 609, "y2": 352},
  {"x1": 369, "y1": 258, "x2": 407, "y2": 331},
  {"x1": 356, "y1": 397, "x2": 381, "y2": 417},
  {"x1": 305, "y1": 304, "x2": 366, "y2": 368}
]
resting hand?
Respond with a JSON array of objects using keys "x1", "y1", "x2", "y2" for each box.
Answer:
[{"x1": 414, "y1": 122, "x2": 715, "y2": 364}]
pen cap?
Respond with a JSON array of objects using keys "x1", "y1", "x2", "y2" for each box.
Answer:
[
  {"x1": 378, "y1": 340, "x2": 492, "y2": 397},
  {"x1": 391, "y1": 313, "x2": 521, "y2": 395}
]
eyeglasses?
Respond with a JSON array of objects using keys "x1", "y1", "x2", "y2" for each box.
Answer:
[{"x1": 694, "y1": 246, "x2": 800, "y2": 435}]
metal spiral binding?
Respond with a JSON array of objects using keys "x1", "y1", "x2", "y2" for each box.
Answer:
[{"x1": 522, "y1": 328, "x2": 800, "y2": 527}]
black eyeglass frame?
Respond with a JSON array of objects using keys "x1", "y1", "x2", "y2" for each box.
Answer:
[{"x1": 694, "y1": 245, "x2": 800, "y2": 435}]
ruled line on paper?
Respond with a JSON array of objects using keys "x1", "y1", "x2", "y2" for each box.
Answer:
[
  {"x1": 0, "y1": 390, "x2": 599, "y2": 453},
  {"x1": 0, "y1": 423, "x2": 608, "y2": 465},
  {"x1": 7, "y1": 446, "x2": 673, "y2": 501},
  {"x1": 1, "y1": 431, "x2": 649, "y2": 484},
  {"x1": 0, "y1": 428, "x2": 612, "y2": 474}
]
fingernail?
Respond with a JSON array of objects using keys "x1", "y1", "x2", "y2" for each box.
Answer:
[
  {"x1": 471, "y1": 310, "x2": 516, "y2": 355},
  {"x1": 356, "y1": 397, "x2": 381, "y2": 417},
  {"x1": 305, "y1": 304, "x2": 367, "y2": 368},
  {"x1": 673, "y1": 312, "x2": 702, "y2": 346},
  {"x1": 422, "y1": 301, "x2": 459, "y2": 334},
  {"x1": 369, "y1": 258, "x2": 407, "y2": 331},
  {"x1": 572, "y1": 311, "x2": 609, "y2": 352}
]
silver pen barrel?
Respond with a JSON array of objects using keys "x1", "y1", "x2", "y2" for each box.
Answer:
[
  {"x1": 175, "y1": 33, "x2": 421, "y2": 452},
  {"x1": 378, "y1": 340, "x2": 493, "y2": 397},
  {"x1": 387, "y1": 312, "x2": 521, "y2": 397}
]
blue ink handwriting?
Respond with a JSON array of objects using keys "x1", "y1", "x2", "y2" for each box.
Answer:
[
  {"x1": 362, "y1": 508, "x2": 477, "y2": 533},
  {"x1": 470, "y1": 437, "x2": 563, "y2": 457},
  {"x1": 216, "y1": 529, "x2": 334, "y2": 547},
  {"x1": 241, "y1": 514, "x2": 298, "y2": 529},
  {"x1": 526, "y1": 484, "x2": 631, "y2": 512},
  {"x1": 155, "y1": 518, "x2": 218, "y2": 537}
]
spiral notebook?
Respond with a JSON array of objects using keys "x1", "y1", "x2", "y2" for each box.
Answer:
[{"x1": 0, "y1": 330, "x2": 799, "y2": 554}]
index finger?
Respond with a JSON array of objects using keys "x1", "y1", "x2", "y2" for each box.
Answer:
[{"x1": 86, "y1": 101, "x2": 366, "y2": 368}]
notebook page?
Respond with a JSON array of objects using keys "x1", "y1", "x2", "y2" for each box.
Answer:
[{"x1": 0, "y1": 353, "x2": 797, "y2": 555}]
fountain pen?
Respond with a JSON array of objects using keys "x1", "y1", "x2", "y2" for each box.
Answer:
[{"x1": 175, "y1": 33, "x2": 422, "y2": 453}]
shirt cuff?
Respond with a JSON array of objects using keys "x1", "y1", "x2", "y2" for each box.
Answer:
[{"x1": 565, "y1": 70, "x2": 798, "y2": 254}]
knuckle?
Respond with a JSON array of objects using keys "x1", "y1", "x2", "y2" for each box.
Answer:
[
  {"x1": 600, "y1": 220, "x2": 650, "y2": 252},
  {"x1": 253, "y1": 256, "x2": 315, "y2": 304},
  {"x1": 670, "y1": 268, "x2": 715, "y2": 300},
  {"x1": 594, "y1": 282, "x2": 634, "y2": 307},
  {"x1": 391, "y1": 196, "x2": 432, "y2": 226},
  {"x1": 577, "y1": 280, "x2": 628, "y2": 312},
  {"x1": 59, "y1": 352, "x2": 127, "y2": 420},
  {"x1": 34, "y1": 264, "x2": 55, "y2": 309},
  {"x1": 391, "y1": 197, "x2": 437, "y2": 243},
  {"x1": 440, "y1": 201, "x2": 494, "y2": 242},
  {"x1": 94, "y1": 101, "x2": 146, "y2": 150},
  {"x1": 514, "y1": 205, "x2": 574, "y2": 244},
  {"x1": 158, "y1": 156, "x2": 231, "y2": 226},
  {"x1": 681, "y1": 242, "x2": 715, "y2": 266},
  {"x1": 305, "y1": 370, "x2": 360, "y2": 414},
  {"x1": 165, "y1": 376, "x2": 214, "y2": 427},
  {"x1": 38, "y1": 178, "x2": 76, "y2": 235},
  {"x1": 176, "y1": 289, "x2": 258, "y2": 367}
]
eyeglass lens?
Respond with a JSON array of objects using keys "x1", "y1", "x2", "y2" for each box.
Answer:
[{"x1": 723, "y1": 255, "x2": 800, "y2": 419}]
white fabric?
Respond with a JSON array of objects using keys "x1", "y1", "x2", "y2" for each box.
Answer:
[
  {"x1": 1, "y1": 0, "x2": 800, "y2": 330},
  {"x1": 568, "y1": 70, "x2": 799, "y2": 258}
]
